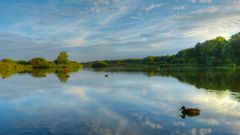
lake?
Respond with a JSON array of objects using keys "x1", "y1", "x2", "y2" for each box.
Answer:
[{"x1": 0, "y1": 68, "x2": 239, "y2": 135}]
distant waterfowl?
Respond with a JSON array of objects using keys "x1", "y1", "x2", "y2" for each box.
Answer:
[
  {"x1": 105, "y1": 74, "x2": 108, "y2": 77},
  {"x1": 65, "y1": 75, "x2": 70, "y2": 78},
  {"x1": 179, "y1": 106, "x2": 200, "y2": 119}
]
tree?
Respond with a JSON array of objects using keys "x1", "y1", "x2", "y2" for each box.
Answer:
[
  {"x1": 227, "y1": 33, "x2": 240, "y2": 65},
  {"x1": 55, "y1": 51, "x2": 69, "y2": 64},
  {"x1": 146, "y1": 56, "x2": 155, "y2": 64},
  {"x1": 92, "y1": 61, "x2": 108, "y2": 68}
]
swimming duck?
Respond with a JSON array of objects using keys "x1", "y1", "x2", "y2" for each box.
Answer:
[
  {"x1": 179, "y1": 106, "x2": 200, "y2": 119},
  {"x1": 104, "y1": 74, "x2": 108, "y2": 77}
]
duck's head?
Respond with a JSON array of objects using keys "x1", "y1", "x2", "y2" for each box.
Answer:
[{"x1": 179, "y1": 106, "x2": 186, "y2": 110}]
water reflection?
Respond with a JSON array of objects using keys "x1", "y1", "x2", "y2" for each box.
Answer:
[
  {"x1": 0, "y1": 68, "x2": 239, "y2": 134},
  {"x1": 90, "y1": 68, "x2": 240, "y2": 99},
  {"x1": 0, "y1": 68, "x2": 80, "y2": 83},
  {"x1": 151, "y1": 68, "x2": 240, "y2": 93}
]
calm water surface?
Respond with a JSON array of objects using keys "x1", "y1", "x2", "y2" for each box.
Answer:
[{"x1": 0, "y1": 69, "x2": 239, "y2": 135}]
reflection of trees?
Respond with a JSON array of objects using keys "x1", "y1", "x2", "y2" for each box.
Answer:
[
  {"x1": 55, "y1": 71, "x2": 70, "y2": 83},
  {"x1": 90, "y1": 67, "x2": 240, "y2": 98},
  {"x1": 31, "y1": 69, "x2": 50, "y2": 78},
  {"x1": 0, "y1": 67, "x2": 81, "y2": 83},
  {"x1": 146, "y1": 68, "x2": 240, "y2": 100},
  {"x1": 30, "y1": 68, "x2": 79, "y2": 83},
  {"x1": 155, "y1": 68, "x2": 240, "y2": 93},
  {"x1": 0, "y1": 71, "x2": 17, "y2": 79},
  {"x1": 146, "y1": 71, "x2": 157, "y2": 77}
]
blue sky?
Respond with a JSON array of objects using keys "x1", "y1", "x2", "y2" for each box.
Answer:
[{"x1": 0, "y1": 0, "x2": 239, "y2": 62}]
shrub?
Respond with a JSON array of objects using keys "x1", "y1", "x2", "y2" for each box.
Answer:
[{"x1": 92, "y1": 61, "x2": 108, "y2": 68}]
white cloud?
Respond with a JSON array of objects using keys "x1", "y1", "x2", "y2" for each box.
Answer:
[
  {"x1": 66, "y1": 86, "x2": 91, "y2": 102},
  {"x1": 183, "y1": 14, "x2": 240, "y2": 40},
  {"x1": 173, "y1": 5, "x2": 186, "y2": 11},
  {"x1": 193, "y1": 7, "x2": 219, "y2": 14},
  {"x1": 145, "y1": 119, "x2": 162, "y2": 129},
  {"x1": 192, "y1": 0, "x2": 212, "y2": 3},
  {"x1": 191, "y1": 128, "x2": 197, "y2": 135},
  {"x1": 170, "y1": 1, "x2": 240, "y2": 41},
  {"x1": 173, "y1": 122, "x2": 185, "y2": 126},
  {"x1": 99, "y1": 6, "x2": 130, "y2": 25},
  {"x1": 65, "y1": 38, "x2": 85, "y2": 47},
  {"x1": 189, "y1": 91, "x2": 240, "y2": 116},
  {"x1": 190, "y1": 128, "x2": 212, "y2": 135},
  {"x1": 199, "y1": 128, "x2": 212, "y2": 135},
  {"x1": 149, "y1": 42, "x2": 168, "y2": 49},
  {"x1": 129, "y1": 16, "x2": 144, "y2": 21},
  {"x1": 196, "y1": 118, "x2": 219, "y2": 125},
  {"x1": 64, "y1": 31, "x2": 89, "y2": 47},
  {"x1": 144, "y1": 3, "x2": 162, "y2": 12}
]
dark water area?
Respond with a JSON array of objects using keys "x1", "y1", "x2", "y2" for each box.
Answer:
[{"x1": 0, "y1": 68, "x2": 239, "y2": 135}]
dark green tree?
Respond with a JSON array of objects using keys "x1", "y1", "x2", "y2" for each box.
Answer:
[
  {"x1": 227, "y1": 32, "x2": 240, "y2": 65},
  {"x1": 92, "y1": 61, "x2": 108, "y2": 68},
  {"x1": 146, "y1": 56, "x2": 155, "y2": 64}
]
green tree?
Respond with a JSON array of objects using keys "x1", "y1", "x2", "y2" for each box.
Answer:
[
  {"x1": 227, "y1": 32, "x2": 240, "y2": 65},
  {"x1": 55, "y1": 51, "x2": 69, "y2": 64},
  {"x1": 176, "y1": 48, "x2": 196, "y2": 64},
  {"x1": 92, "y1": 61, "x2": 108, "y2": 68},
  {"x1": 192, "y1": 36, "x2": 227, "y2": 66},
  {"x1": 146, "y1": 56, "x2": 155, "y2": 64}
]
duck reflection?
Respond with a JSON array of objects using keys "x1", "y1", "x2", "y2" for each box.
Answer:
[{"x1": 179, "y1": 106, "x2": 200, "y2": 119}]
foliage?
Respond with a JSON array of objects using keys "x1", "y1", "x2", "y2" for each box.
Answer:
[
  {"x1": 1, "y1": 58, "x2": 16, "y2": 64},
  {"x1": 227, "y1": 32, "x2": 240, "y2": 65},
  {"x1": 28, "y1": 57, "x2": 54, "y2": 68},
  {"x1": 92, "y1": 61, "x2": 108, "y2": 68},
  {"x1": 85, "y1": 32, "x2": 240, "y2": 68},
  {"x1": 0, "y1": 51, "x2": 82, "y2": 81},
  {"x1": 54, "y1": 51, "x2": 69, "y2": 64},
  {"x1": 17, "y1": 60, "x2": 29, "y2": 65},
  {"x1": 145, "y1": 56, "x2": 155, "y2": 64}
]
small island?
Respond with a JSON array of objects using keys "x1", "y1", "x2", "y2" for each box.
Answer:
[{"x1": 0, "y1": 51, "x2": 82, "y2": 81}]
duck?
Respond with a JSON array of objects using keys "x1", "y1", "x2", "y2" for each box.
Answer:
[
  {"x1": 179, "y1": 106, "x2": 200, "y2": 119},
  {"x1": 104, "y1": 74, "x2": 108, "y2": 77}
]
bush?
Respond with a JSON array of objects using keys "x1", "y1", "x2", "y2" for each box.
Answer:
[
  {"x1": 28, "y1": 57, "x2": 54, "y2": 68},
  {"x1": 92, "y1": 61, "x2": 108, "y2": 68},
  {"x1": 17, "y1": 60, "x2": 29, "y2": 65},
  {"x1": 1, "y1": 58, "x2": 16, "y2": 64}
]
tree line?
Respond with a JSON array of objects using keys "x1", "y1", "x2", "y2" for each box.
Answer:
[{"x1": 85, "y1": 32, "x2": 240, "y2": 67}]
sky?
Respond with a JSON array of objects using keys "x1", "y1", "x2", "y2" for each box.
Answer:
[{"x1": 0, "y1": 0, "x2": 239, "y2": 62}]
